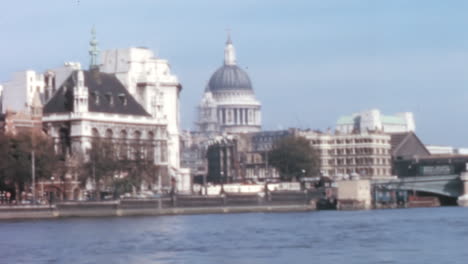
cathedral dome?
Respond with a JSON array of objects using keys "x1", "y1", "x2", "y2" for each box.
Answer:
[
  {"x1": 208, "y1": 65, "x2": 252, "y2": 92},
  {"x1": 197, "y1": 34, "x2": 262, "y2": 135}
]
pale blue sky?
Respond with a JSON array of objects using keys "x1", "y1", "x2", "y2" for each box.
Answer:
[{"x1": 1, "y1": 0, "x2": 468, "y2": 146}]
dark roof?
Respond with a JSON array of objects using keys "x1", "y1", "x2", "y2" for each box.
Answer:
[
  {"x1": 390, "y1": 132, "x2": 430, "y2": 159},
  {"x1": 44, "y1": 70, "x2": 150, "y2": 117}
]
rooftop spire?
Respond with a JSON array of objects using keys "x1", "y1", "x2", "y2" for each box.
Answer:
[
  {"x1": 226, "y1": 28, "x2": 232, "y2": 45},
  {"x1": 89, "y1": 26, "x2": 99, "y2": 69},
  {"x1": 224, "y1": 30, "x2": 236, "y2": 66}
]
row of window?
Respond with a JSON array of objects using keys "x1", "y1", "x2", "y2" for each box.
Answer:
[
  {"x1": 326, "y1": 148, "x2": 390, "y2": 155},
  {"x1": 329, "y1": 168, "x2": 390, "y2": 176},
  {"x1": 90, "y1": 127, "x2": 166, "y2": 140},
  {"x1": 309, "y1": 138, "x2": 390, "y2": 145},
  {"x1": 90, "y1": 91, "x2": 128, "y2": 106},
  {"x1": 90, "y1": 141, "x2": 167, "y2": 163},
  {"x1": 327, "y1": 157, "x2": 391, "y2": 166}
]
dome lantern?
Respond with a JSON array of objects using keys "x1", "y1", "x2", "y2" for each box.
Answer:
[{"x1": 224, "y1": 31, "x2": 236, "y2": 66}]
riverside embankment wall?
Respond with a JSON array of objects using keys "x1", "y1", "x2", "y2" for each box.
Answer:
[{"x1": 0, "y1": 192, "x2": 317, "y2": 220}]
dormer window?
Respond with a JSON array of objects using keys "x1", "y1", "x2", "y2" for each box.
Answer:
[
  {"x1": 106, "y1": 92, "x2": 113, "y2": 105},
  {"x1": 118, "y1": 93, "x2": 127, "y2": 106},
  {"x1": 92, "y1": 91, "x2": 100, "y2": 105}
]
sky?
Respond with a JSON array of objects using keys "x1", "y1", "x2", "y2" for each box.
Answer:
[{"x1": 1, "y1": 0, "x2": 468, "y2": 147}]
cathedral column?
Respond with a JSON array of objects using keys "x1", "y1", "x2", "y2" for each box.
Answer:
[
  {"x1": 239, "y1": 109, "x2": 243, "y2": 124},
  {"x1": 252, "y1": 109, "x2": 256, "y2": 124},
  {"x1": 245, "y1": 109, "x2": 249, "y2": 125}
]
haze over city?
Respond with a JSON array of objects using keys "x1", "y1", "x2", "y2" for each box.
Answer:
[{"x1": 1, "y1": 0, "x2": 468, "y2": 146}]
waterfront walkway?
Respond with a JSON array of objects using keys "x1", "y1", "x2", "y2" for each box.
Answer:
[{"x1": 0, "y1": 192, "x2": 318, "y2": 220}]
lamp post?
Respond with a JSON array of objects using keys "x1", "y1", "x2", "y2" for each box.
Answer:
[
  {"x1": 31, "y1": 123, "x2": 37, "y2": 205},
  {"x1": 31, "y1": 150, "x2": 35, "y2": 204},
  {"x1": 220, "y1": 171, "x2": 225, "y2": 194}
]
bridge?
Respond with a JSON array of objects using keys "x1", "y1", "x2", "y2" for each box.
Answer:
[{"x1": 371, "y1": 174, "x2": 463, "y2": 198}]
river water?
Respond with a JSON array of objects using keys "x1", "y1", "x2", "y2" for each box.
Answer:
[{"x1": 1, "y1": 207, "x2": 468, "y2": 264}]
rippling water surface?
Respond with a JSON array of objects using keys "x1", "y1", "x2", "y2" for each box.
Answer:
[{"x1": 2, "y1": 207, "x2": 468, "y2": 263}]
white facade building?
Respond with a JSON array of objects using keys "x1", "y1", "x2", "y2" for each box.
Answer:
[
  {"x1": 1, "y1": 63, "x2": 82, "y2": 114},
  {"x1": 43, "y1": 69, "x2": 172, "y2": 191},
  {"x1": 425, "y1": 145, "x2": 468, "y2": 155},
  {"x1": 197, "y1": 35, "x2": 261, "y2": 136},
  {"x1": 297, "y1": 130, "x2": 393, "y2": 180},
  {"x1": 100, "y1": 47, "x2": 188, "y2": 192},
  {"x1": 425, "y1": 145, "x2": 455, "y2": 155},
  {"x1": 336, "y1": 109, "x2": 415, "y2": 134},
  {"x1": 2, "y1": 70, "x2": 45, "y2": 113}
]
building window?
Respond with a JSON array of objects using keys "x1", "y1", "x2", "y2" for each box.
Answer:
[
  {"x1": 161, "y1": 141, "x2": 167, "y2": 162},
  {"x1": 106, "y1": 93, "x2": 113, "y2": 105},
  {"x1": 105, "y1": 129, "x2": 113, "y2": 140},
  {"x1": 118, "y1": 93, "x2": 127, "y2": 106},
  {"x1": 119, "y1": 130, "x2": 128, "y2": 159},
  {"x1": 91, "y1": 91, "x2": 100, "y2": 104},
  {"x1": 91, "y1": 128, "x2": 99, "y2": 138}
]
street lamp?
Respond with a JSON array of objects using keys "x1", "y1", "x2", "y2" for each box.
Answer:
[
  {"x1": 31, "y1": 127, "x2": 37, "y2": 205},
  {"x1": 220, "y1": 171, "x2": 225, "y2": 194},
  {"x1": 31, "y1": 149, "x2": 35, "y2": 204}
]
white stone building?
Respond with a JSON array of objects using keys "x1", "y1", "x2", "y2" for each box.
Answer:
[
  {"x1": 336, "y1": 109, "x2": 415, "y2": 134},
  {"x1": 297, "y1": 130, "x2": 393, "y2": 180},
  {"x1": 1, "y1": 63, "x2": 82, "y2": 114},
  {"x1": 100, "y1": 47, "x2": 189, "y2": 192},
  {"x1": 425, "y1": 145, "x2": 468, "y2": 155},
  {"x1": 42, "y1": 68, "x2": 172, "y2": 191},
  {"x1": 197, "y1": 35, "x2": 261, "y2": 136},
  {"x1": 2, "y1": 70, "x2": 46, "y2": 113},
  {"x1": 2, "y1": 28, "x2": 190, "y2": 193}
]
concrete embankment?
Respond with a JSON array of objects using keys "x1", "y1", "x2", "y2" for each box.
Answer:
[{"x1": 0, "y1": 192, "x2": 317, "y2": 220}]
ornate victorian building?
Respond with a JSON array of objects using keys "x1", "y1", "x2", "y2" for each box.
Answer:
[
  {"x1": 42, "y1": 68, "x2": 171, "y2": 189},
  {"x1": 197, "y1": 35, "x2": 262, "y2": 136},
  {"x1": 41, "y1": 30, "x2": 176, "y2": 193}
]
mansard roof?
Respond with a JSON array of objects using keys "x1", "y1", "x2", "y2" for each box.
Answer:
[{"x1": 43, "y1": 70, "x2": 150, "y2": 117}]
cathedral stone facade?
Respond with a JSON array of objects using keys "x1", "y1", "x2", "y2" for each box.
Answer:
[{"x1": 197, "y1": 35, "x2": 261, "y2": 136}]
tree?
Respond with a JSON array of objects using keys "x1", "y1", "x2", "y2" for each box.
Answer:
[
  {"x1": 119, "y1": 139, "x2": 158, "y2": 196},
  {"x1": 0, "y1": 131, "x2": 60, "y2": 201},
  {"x1": 78, "y1": 137, "x2": 119, "y2": 200},
  {"x1": 78, "y1": 137, "x2": 158, "y2": 199},
  {"x1": 268, "y1": 135, "x2": 320, "y2": 181}
]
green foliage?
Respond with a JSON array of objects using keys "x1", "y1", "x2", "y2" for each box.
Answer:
[
  {"x1": 79, "y1": 138, "x2": 158, "y2": 199},
  {"x1": 0, "y1": 131, "x2": 59, "y2": 195},
  {"x1": 268, "y1": 135, "x2": 320, "y2": 181}
]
